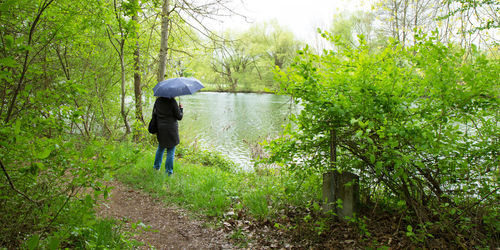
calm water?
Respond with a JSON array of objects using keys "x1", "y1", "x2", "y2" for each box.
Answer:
[{"x1": 177, "y1": 92, "x2": 297, "y2": 169}]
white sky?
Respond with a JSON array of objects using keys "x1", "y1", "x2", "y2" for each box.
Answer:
[{"x1": 207, "y1": 0, "x2": 373, "y2": 44}]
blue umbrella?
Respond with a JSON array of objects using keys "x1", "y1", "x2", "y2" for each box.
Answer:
[{"x1": 153, "y1": 77, "x2": 204, "y2": 98}]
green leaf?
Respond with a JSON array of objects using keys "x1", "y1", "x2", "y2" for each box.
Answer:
[
  {"x1": 369, "y1": 154, "x2": 375, "y2": 164},
  {"x1": 0, "y1": 57, "x2": 18, "y2": 67},
  {"x1": 29, "y1": 162, "x2": 43, "y2": 175},
  {"x1": 26, "y1": 234, "x2": 40, "y2": 250},
  {"x1": 13, "y1": 120, "x2": 21, "y2": 135},
  {"x1": 47, "y1": 237, "x2": 60, "y2": 250},
  {"x1": 359, "y1": 120, "x2": 368, "y2": 128},
  {"x1": 3, "y1": 34, "x2": 14, "y2": 47},
  {"x1": 355, "y1": 130, "x2": 363, "y2": 137},
  {"x1": 35, "y1": 147, "x2": 52, "y2": 159}
]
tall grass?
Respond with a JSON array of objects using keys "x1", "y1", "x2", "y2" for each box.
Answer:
[{"x1": 115, "y1": 145, "x2": 322, "y2": 222}]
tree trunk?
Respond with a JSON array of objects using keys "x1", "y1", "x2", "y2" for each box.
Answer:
[
  {"x1": 414, "y1": 0, "x2": 418, "y2": 47},
  {"x1": 330, "y1": 129, "x2": 337, "y2": 169},
  {"x1": 133, "y1": 41, "x2": 143, "y2": 123},
  {"x1": 120, "y1": 43, "x2": 131, "y2": 134},
  {"x1": 132, "y1": 1, "x2": 144, "y2": 124},
  {"x1": 393, "y1": 0, "x2": 400, "y2": 42},
  {"x1": 4, "y1": 0, "x2": 55, "y2": 122},
  {"x1": 402, "y1": 0, "x2": 408, "y2": 46},
  {"x1": 108, "y1": 0, "x2": 131, "y2": 135},
  {"x1": 157, "y1": 0, "x2": 170, "y2": 83},
  {"x1": 322, "y1": 129, "x2": 338, "y2": 211}
]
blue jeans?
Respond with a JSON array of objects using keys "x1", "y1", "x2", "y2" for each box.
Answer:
[{"x1": 153, "y1": 145, "x2": 176, "y2": 175}]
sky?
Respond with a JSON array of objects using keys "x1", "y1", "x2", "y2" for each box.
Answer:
[{"x1": 206, "y1": 0, "x2": 373, "y2": 44}]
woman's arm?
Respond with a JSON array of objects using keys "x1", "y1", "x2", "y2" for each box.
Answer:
[
  {"x1": 152, "y1": 98, "x2": 158, "y2": 115},
  {"x1": 173, "y1": 99, "x2": 183, "y2": 120}
]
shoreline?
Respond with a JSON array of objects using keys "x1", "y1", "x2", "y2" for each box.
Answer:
[{"x1": 199, "y1": 89, "x2": 276, "y2": 95}]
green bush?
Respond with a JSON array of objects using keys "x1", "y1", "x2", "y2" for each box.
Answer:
[
  {"x1": 0, "y1": 119, "x2": 141, "y2": 248},
  {"x1": 267, "y1": 32, "x2": 499, "y2": 246}
]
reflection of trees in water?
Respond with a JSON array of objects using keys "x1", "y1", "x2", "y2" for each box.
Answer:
[{"x1": 178, "y1": 93, "x2": 296, "y2": 169}]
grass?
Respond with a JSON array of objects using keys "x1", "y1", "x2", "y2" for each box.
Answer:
[
  {"x1": 115, "y1": 145, "x2": 322, "y2": 222},
  {"x1": 112, "y1": 143, "x2": 499, "y2": 248},
  {"x1": 64, "y1": 218, "x2": 139, "y2": 249},
  {"x1": 117, "y1": 154, "x2": 232, "y2": 217}
]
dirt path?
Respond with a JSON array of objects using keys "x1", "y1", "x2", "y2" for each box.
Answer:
[{"x1": 97, "y1": 181, "x2": 234, "y2": 249}]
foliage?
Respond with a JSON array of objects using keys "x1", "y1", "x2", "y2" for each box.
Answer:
[
  {"x1": 267, "y1": 31, "x2": 499, "y2": 246},
  {"x1": 0, "y1": 0, "x2": 229, "y2": 247},
  {"x1": 0, "y1": 0, "x2": 148, "y2": 247},
  {"x1": 440, "y1": 0, "x2": 500, "y2": 32},
  {"x1": 119, "y1": 151, "x2": 431, "y2": 248},
  {"x1": 193, "y1": 21, "x2": 304, "y2": 92},
  {"x1": 329, "y1": 11, "x2": 382, "y2": 49},
  {"x1": 54, "y1": 218, "x2": 140, "y2": 249},
  {"x1": 0, "y1": 126, "x2": 141, "y2": 247},
  {"x1": 1, "y1": 0, "x2": 497, "y2": 248},
  {"x1": 373, "y1": 0, "x2": 498, "y2": 56}
]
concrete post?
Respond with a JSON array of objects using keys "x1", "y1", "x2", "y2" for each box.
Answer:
[
  {"x1": 322, "y1": 170, "x2": 359, "y2": 219},
  {"x1": 322, "y1": 171, "x2": 336, "y2": 212}
]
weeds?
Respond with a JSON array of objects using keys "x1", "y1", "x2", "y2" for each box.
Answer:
[
  {"x1": 346, "y1": 214, "x2": 371, "y2": 237},
  {"x1": 61, "y1": 219, "x2": 140, "y2": 249},
  {"x1": 113, "y1": 141, "x2": 499, "y2": 248},
  {"x1": 115, "y1": 143, "x2": 322, "y2": 246},
  {"x1": 0, "y1": 135, "x2": 143, "y2": 248},
  {"x1": 230, "y1": 228, "x2": 249, "y2": 248}
]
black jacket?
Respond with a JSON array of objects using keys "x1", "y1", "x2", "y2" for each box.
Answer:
[{"x1": 153, "y1": 97, "x2": 183, "y2": 148}]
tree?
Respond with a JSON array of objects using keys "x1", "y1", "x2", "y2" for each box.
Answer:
[
  {"x1": 439, "y1": 0, "x2": 499, "y2": 55},
  {"x1": 131, "y1": 0, "x2": 144, "y2": 125},
  {"x1": 373, "y1": 0, "x2": 499, "y2": 55},
  {"x1": 268, "y1": 32, "x2": 499, "y2": 245},
  {"x1": 442, "y1": 0, "x2": 499, "y2": 31},
  {"x1": 156, "y1": 0, "x2": 241, "y2": 83},
  {"x1": 374, "y1": 0, "x2": 439, "y2": 47},
  {"x1": 256, "y1": 21, "x2": 302, "y2": 70},
  {"x1": 330, "y1": 11, "x2": 380, "y2": 49},
  {"x1": 204, "y1": 22, "x2": 303, "y2": 92},
  {"x1": 157, "y1": 0, "x2": 170, "y2": 83},
  {"x1": 209, "y1": 32, "x2": 255, "y2": 91},
  {"x1": 2, "y1": 0, "x2": 56, "y2": 123},
  {"x1": 106, "y1": 0, "x2": 135, "y2": 134},
  {"x1": 0, "y1": 0, "x2": 127, "y2": 246}
]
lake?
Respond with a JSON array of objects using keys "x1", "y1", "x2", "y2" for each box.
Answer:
[{"x1": 177, "y1": 92, "x2": 297, "y2": 169}]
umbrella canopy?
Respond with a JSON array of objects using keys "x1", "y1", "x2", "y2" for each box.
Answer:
[{"x1": 153, "y1": 77, "x2": 204, "y2": 98}]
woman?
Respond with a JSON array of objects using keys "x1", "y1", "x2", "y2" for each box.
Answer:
[{"x1": 152, "y1": 97, "x2": 183, "y2": 176}]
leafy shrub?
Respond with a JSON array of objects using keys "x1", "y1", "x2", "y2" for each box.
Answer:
[
  {"x1": 267, "y1": 32, "x2": 499, "y2": 246},
  {"x1": 0, "y1": 117, "x2": 141, "y2": 248}
]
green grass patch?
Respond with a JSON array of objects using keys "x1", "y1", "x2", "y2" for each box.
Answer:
[{"x1": 115, "y1": 145, "x2": 322, "y2": 222}]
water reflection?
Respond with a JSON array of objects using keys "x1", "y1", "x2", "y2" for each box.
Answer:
[{"x1": 178, "y1": 92, "x2": 296, "y2": 169}]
